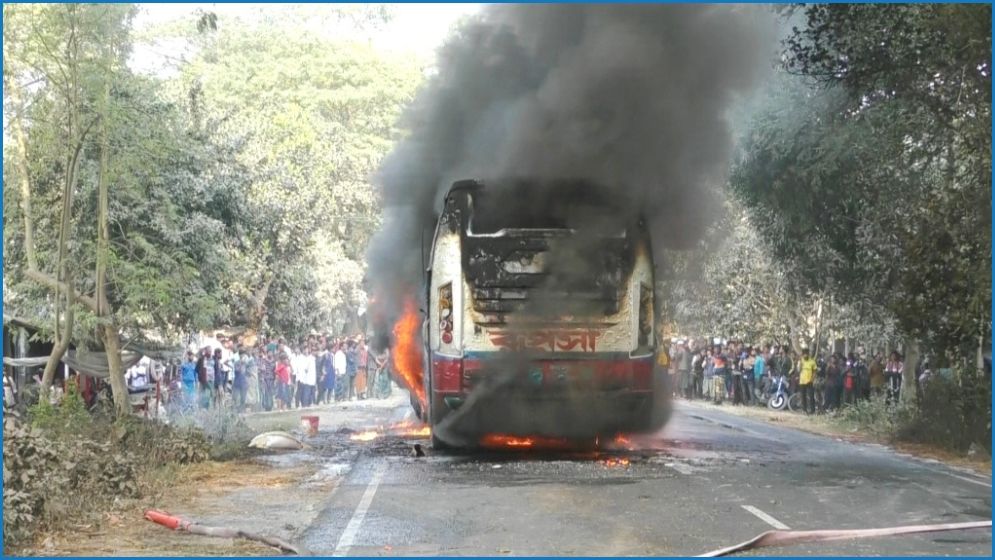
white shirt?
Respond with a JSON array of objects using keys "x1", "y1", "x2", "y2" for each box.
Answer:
[
  {"x1": 334, "y1": 350, "x2": 347, "y2": 376},
  {"x1": 295, "y1": 353, "x2": 317, "y2": 386}
]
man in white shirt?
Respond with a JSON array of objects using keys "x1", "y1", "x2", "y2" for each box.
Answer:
[
  {"x1": 333, "y1": 344, "x2": 347, "y2": 401},
  {"x1": 296, "y1": 346, "x2": 317, "y2": 407}
]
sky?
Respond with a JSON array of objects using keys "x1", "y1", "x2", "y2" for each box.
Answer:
[{"x1": 130, "y1": 3, "x2": 482, "y2": 75}]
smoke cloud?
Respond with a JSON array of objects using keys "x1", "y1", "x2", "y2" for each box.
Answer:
[{"x1": 367, "y1": 4, "x2": 776, "y2": 332}]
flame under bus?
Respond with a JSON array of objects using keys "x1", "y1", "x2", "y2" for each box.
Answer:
[{"x1": 421, "y1": 179, "x2": 667, "y2": 447}]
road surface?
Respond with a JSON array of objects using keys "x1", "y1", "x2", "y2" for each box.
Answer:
[{"x1": 298, "y1": 399, "x2": 992, "y2": 556}]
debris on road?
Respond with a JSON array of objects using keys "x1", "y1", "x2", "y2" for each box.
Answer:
[
  {"x1": 144, "y1": 509, "x2": 302, "y2": 554},
  {"x1": 412, "y1": 443, "x2": 425, "y2": 457},
  {"x1": 248, "y1": 431, "x2": 305, "y2": 450},
  {"x1": 697, "y1": 520, "x2": 993, "y2": 557}
]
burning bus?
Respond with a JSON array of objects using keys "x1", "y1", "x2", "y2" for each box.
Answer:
[{"x1": 416, "y1": 178, "x2": 669, "y2": 448}]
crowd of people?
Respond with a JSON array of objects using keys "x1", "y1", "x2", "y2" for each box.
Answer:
[
  {"x1": 666, "y1": 339, "x2": 915, "y2": 414},
  {"x1": 164, "y1": 332, "x2": 394, "y2": 414}
]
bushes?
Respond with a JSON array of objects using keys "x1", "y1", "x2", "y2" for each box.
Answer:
[
  {"x1": 898, "y1": 369, "x2": 992, "y2": 454},
  {"x1": 3, "y1": 393, "x2": 220, "y2": 550},
  {"x1": 837, "y1": 368, "x2": 992, "y2": 455}
]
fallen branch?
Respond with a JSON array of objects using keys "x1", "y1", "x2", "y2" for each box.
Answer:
[
  {"x1": 144, "y1": 509, "x2": 301, "y2": 555},
  {"x1": 698, "y1": 520, "x2": 992, "y2": 557}
]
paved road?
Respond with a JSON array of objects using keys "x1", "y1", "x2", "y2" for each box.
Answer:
[{"x1": 300, "y1": 400, "x2": 992, "y2": 556}]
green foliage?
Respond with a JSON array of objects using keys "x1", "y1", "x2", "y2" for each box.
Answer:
[
  {"x1": 27, "y1": 383, "x2": 92, "y2": 438},
  {"x1": 3, "y1": 406, "x2": 217, "y2": 549},
  {"x1": 176, "y1": 17, "x2": 423, "y2": 335},
  {"x1": 836, "y1": 369, "x2": 992, "y2": 454},
  {"x1": 837, "y1": 395, "x2": 919, "y2": 441},
  {"x1": 4, "y1": 4, "x2": 426, "y2": 347},
  {"x1": 730, "y1": 4, "x2": 991, "y2": 361},
  {"x1": 899, "y1": 370, "x2": 992, "y2": 454}
]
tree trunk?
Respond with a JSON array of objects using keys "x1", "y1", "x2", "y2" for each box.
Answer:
[
  {"x1": 812, "y1": 297, "x2": 824, "y2": 356},
  {"x1": 39, "y1": 125, "x2": 84, "y2": 393},
  {"x1": 902, "y1": 338, "x2": 919, "y2": 406},
  {"x1": 41, "y1": 275, "x2": 75, "y2": 394},
  {"x1": 96, "y1": 73, "x2": 110, "y2": 317},
  {"x1": 8, "y1": 78, "x2": 36, "y2": 271},
  {"x1": 94, "y1": 71, "x2": 130, "y2": 417},
  {"x1": 102, "y1": 323, "x2": 130, "y2": 416},
  {"x1": 248, "y1": 274, "x2": 275, "y2": 332}
]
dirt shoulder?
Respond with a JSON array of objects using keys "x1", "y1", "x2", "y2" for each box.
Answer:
[
  {"x1": 682, "y1": 399, "x2": 992, "y2": 476},
  {"x1": 25, "y1": 393, "x2": 411, "y2": 556},
  {"x1": 29, "y1": 456, "x2": 331, "y2": 557}
]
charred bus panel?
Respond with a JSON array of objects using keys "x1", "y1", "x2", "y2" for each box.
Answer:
[{"x1": 423, "y1": 179, "x2": 667, "y2": 446}]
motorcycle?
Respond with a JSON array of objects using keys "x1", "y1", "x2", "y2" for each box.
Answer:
[{"x1": 767, "y1": 373, "x2": 793, "y2": 410}]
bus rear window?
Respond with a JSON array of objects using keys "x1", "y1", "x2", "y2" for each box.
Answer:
[{"x1": 467, "y1": 180, "x2": 625, "y2": 234}]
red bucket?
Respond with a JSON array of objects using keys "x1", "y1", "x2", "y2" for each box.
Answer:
[{"x1": 301, "y1": 415, "x2": 319, "y2": 436}]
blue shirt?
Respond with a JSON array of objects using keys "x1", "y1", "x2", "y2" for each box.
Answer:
[
  {"x1": 181, "y1": 361, "x2": 198, "y2": 387},
  {"x1": 753, "y1": 356, "x2": 766, "y2": 379}
]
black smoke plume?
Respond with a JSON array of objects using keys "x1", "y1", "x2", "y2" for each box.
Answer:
[{"x1": 367, "y1": 4, "x2": 775, "y2": 331}]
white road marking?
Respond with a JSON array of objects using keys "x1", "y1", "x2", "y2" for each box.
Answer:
[
  {"x1": 333, "y1": 463, "x2": 388, "y2": 556},
  {"x1": 741, "y1": 505, "x2": 791, "y2": 530},
  {"x1": 929, "y1": 469, "x2": 992, "y2": 489}
]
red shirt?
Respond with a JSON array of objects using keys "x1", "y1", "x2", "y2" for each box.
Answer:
[{"x1": 275, "y1": 362, "x2": 291, "y2": 384}]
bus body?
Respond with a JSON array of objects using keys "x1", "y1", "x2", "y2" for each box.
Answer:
[{"x1": 421, "y1": 179, "x2": 667, "y2": 446}]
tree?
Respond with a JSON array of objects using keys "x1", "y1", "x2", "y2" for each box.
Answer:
[
  {"x1": 171, "y1": 13, "x2": 422, "y2": 337},
  {"x1": 731, "y1": 5, "x2": 990, "y2": 398},
  {"x1": 4, "y1": 4, "x2": 252, "y2": 414}
]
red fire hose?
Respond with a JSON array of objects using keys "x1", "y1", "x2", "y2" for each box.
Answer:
[{"x1": 143, "y1": 509, "x2": 300, "y2": 554}]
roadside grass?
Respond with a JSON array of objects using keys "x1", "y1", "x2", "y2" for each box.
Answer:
[
  {"x1": 2, "y1": 392, "x2": 257, "y2": 554},
  {"x1": 687, "y1": 394, "x2": 992, "y2": 475},
  {"x1": 28, "y1": 457, "x2": 322, "y2": 556}
]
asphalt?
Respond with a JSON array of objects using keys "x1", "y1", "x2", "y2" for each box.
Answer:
[{"x1": 298, "y1": 399, "x2": 992, "y2": 556}]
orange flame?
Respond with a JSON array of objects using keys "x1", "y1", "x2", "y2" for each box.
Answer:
[
  {"x1": 479, "y1": 434, "x2": 572, "y2": 450},
  {"x1": 350, "y1": 431, "x2": 380, "y2": 442},
  {"x1": 612, "y1": 433, "x2": 634, "y2": 450},
  {"x1": 393, "y1": 297, "x2": 426, "y2": 408},
  {"x1": 349, "y1": 421, "x2": 431, "y2": 442}
]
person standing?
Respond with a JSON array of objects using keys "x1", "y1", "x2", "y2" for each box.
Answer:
[
  {"x1": 232, "y1": 347, "x2": 247, "y2": 411},
  {"x1": 212, "y1": 348, "x2": 227, "y2": 408},
  {"x1": 772, "y1": 346, "x2": 793, "y2": 383},
  {"x1": 691, "y1": 348, "x2": 705, "y2": 399},
  {"x1": 180, "y1": 351, "x2": 198, "y2": 407},
  {"x1": 275, "y1": 352, "x2": 292, "y2": 411},
  {"x1": 677, "y1": 341, "x2": 693, "y2": 400},
  {"x1": 196, "y1": 348, "x2": 213, "y2": 409},
  {"x1": 741, "y1": 348, "x2": 756, "y2": 405},
  {"x1": 711, "y1": 349, "x2": 727, "y2": 405},
  {"x1": 319, "y1": 342, "x2": 337, "y2": 404},
  {"x1": 334, "y1": 343, "x2": 348, "y2": 401},
  {"x1": 843, "y1": 352, "x2": 858, "y2": 406},
  {"x1": 730, "y1": 347, "x2": 744, "y2": 405},
  {"x1": 752, "y1": 347, "x2": 766, "y2": 401},
  {"x1": 373, "y1": 344, "x2": 391, "y2": 398},
  {"x1": 798, "y1": 349, "x2": 817, "y2": 415},
  {"x1": 244, "y1": 348, "x2": 259, "y2": 411},
  {"x1": 702, "y1": 348, "x2": 714, "y2": 401},
  {"x1": 356, "y1": 336, "x2": 369, "y2": 399},
  {"x1": 314, "y1": 344, "x2": 327, "y2": 405},
  {"x1": 297, "y1": 346, "x2": 317, "y2": 407},
  {"x1": 869, "y1": 353, "x2": 885, "y2": 398},
  {"x1": 824, "y1": 354, "x2": 842, "y2": 411},
  {"x1": 259, "y1": 349, "x2": 276, "y2": 412},
  {"x1": 884, "y1": 351, "x2": 903, "y2": 405},
  {"x1": 346, "y1": 340, "x2": 359, "y2": 401}
]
